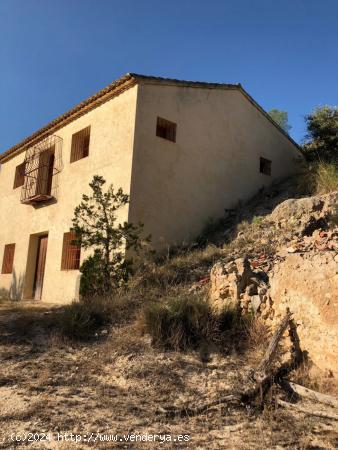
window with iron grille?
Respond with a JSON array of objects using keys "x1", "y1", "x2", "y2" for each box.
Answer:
[
  {"x1": 1, "y1": 244, "x2": 15, "y2": 274},
  {"x1": 13, "y1": 162, "x2": 26, "y2": 189},
  {"x1": 70, "y1": 126, "x2": 91, "y2": 163},
  {"x1": 260, "y1": 157, "x2": 272, "y2": 176},
  {"x1": 61, "y1": 231, "x2": 81, "y2": 270},
  {"x1": 156, "y1": 117, "x2": 177, "y2": 142}
]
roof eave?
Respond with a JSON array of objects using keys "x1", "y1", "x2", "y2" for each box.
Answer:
[
  {"x1": 0, "y1": 73, "x2": 137, "y2": 163},
  {"x1": 238, "y1": 85, "x2": 303, "y2": 153},
  {"x1": 0, "y1": 73, "x2": 302, "y2": 163}
]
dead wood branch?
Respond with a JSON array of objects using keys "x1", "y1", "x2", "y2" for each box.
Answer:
[
  {"x1": 277, "y1": 399, "x2": 338, "y2": 421},
  {"x1": 157, "y1": 394, "x2": 240, "y2": 418},
  {"x1": 281, "y1": 381, "x2": 338, "y2": 409},
  {"x1": 253, "y1": 311, "x2": 292, "y2": 382}
]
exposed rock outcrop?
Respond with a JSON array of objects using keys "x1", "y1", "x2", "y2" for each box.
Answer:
[
  {"x1": 270, "y1": 191, "x2": 337, "y2": 236},
  {"x1": 209, "y1": 192, "x2": 338, "y2": 375},
  {"x1": 210, "y1": 257, "x2": 268, "y2": 314},
  {"x1": 269, "y1": 251, "x2": 338, "y2": 375}
]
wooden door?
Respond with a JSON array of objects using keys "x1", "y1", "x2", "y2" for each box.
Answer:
[{"x1": 33, "y1": 235, "x2": 48, "y2": 300}]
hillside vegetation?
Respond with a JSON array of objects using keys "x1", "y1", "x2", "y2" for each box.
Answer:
[
  {"x1": 1, "y1": 106, "x2": 337, "y2": 448},
  {"x1": 1, "y1": 164, "x2": 338, "y2": 449}
]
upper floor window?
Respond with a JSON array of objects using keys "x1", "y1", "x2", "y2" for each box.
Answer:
[
  {"x1": 156, "y1": 117, "x2": 177, "y2": 142},
  {"x1": 260, "y1": 157, "x2": 272, "y2": 176},
  {"x1": 70, "y1": 126, "x2": 91, "y2": 163},
  {"x1": 35, "y1": 147, "x2": 55, "y2": 197},
  {"x1": 61, "y1": 231, "x2": 81, "y2": 270},
  {"x1": 13, "y1": 162, "x2": 26, "y2": 189},
  {"x1": 21, "y1": 135, "x2": 62, "y2": 205},
  {"x1": 1, "y1": 243, "x2": 15, "y2": 274}
]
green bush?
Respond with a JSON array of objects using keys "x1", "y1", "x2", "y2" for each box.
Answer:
[
  {"x1": 303, "y1": 105, "x2": 338, "y2": 162},
  {"x1": 73, "y1": 175, "x2": 148, "y2": 298},
  {"x1": 142, "y1": 294, "x2": 212, "y2": 350},
  {"x1": 80, "y1": 250, "x2": 132, "y2": 298},
  {"x1": 79, "y1": 250, "x2": 106, "y2": 298},
  {"x1": 60, "y1": 296, "x2": 121, "y2": 340}
]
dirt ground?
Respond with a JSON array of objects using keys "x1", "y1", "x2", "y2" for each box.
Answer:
[{"x1": 0, "y1": 301, "x2": 337, "y2": 449}]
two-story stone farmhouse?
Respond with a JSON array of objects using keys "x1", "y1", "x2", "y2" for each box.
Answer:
[{"x1": 0, "y1": 73, "x2": 301, "y2": 303}]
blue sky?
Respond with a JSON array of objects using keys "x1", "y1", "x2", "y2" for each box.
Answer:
[{"x1": 1, "y1": 0, "x2": 337, "y2": 152}]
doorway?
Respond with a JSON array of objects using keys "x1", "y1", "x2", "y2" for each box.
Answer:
[{"x1": 33, "y1": 235, "x2": 48, "y2": 300}]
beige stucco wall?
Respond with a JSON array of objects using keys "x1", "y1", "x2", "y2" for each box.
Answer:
[
  {"x1": 0, "y1": 80, "x2": 301, "y2": 304},
  {"x1": 129, "y1": 83, "x2": 301, "y2": 250},
  {"x1": 0, "y1": 85, "x2": 138, "y2": 303}
]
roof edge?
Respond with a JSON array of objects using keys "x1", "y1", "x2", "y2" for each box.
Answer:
[
  {"x1": 0, "y1": 73, "x2": 137, "y2": 163},
  {"x1": 238, "y1": 86, "x2": 302, "y2": 153},
  {"x1": 131, "y1": 73, "x2": 240, "y2": 90},
  {"x1": 0, "y1": 73, "x2": 302, "y2": 163}
]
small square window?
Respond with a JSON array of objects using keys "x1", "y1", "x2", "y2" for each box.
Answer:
[
  {"x1": 156, "y1": 117, "x2": 177, "y2": 142},
  {"x1": 70, "y1": 126, "x2": 91, "y2": 163},
  {"x1": 13, "y1": 162, "x2": 26, "y2": 189},
  {"x1": 260, "y1": 157, "x2": 272, "y2": 176}
]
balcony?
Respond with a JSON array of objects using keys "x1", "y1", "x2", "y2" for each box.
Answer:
[{"x1": 21, "y1": 135, "x2": 63, "y2": 205}]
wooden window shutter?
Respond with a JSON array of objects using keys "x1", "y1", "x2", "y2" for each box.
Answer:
[
  {"x1": 1, "y1": 244, "x2": 15, "y2": 274},
  {"x1": 13, "y1": 162, "x2": 26, "y2": 189},
  {"x1": 70, "y1": 126, "x2": 91, "y2": 163},
  {"x1": 61, "y1": 231, "x2": 81, "y2": 270},
  {"x1": 156, "y1": 117, "x2": 177, "y2": 142}
]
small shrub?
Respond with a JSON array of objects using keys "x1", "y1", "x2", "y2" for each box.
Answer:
[
  {"x1": 251, "y1": 215, "x2": 264, "y2": 225},
  {"x1": 141, "y1": 294, "x2": 245, "y2": 351},
  {"x1": 218, "y1": 306, "x2": 241, "y2": 332},
  {"x1": 141, "y1": 294, "x2": 213, "y2": 350},
  {"x1": 60, "y1": 296, "x2": 126, "y2": 340},
  {"x1": 80, "y1": 250, "x2": 132, "y2": 298}
]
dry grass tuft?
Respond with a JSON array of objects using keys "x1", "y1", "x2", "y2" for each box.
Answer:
[
  {"x1": 60, "y1": 293, "x2": 135, "y2": 340},
  {"x1": 245, "y1": 317, "x2": 271, "y2": 350},
  {"x1": 140, "y1": 293, "x2": 212, "y2": 350},
  {"x1": 315, "y1": 161, "x2": 338, "y2": 193},
  {"x1": 297, "y1": 160, "x2": 338, "y2": 195},
  {"x1": 47, "y1": 330, "x2": 72, "y2": 349},
  {"x1": 292, "y1": 360, "x2": 338, "y2": 396}
]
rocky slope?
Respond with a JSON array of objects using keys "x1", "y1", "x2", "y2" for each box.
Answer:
[{"x1": 209, "y1": 191, "x2": 338, "y2": 375}]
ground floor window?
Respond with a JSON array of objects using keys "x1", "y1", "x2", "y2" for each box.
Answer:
[
  {"x1": 1, "y1": 243, "x2": 15, "y2": 274},
  {"x1": 61, "y1": 231, "x2": 81, "y2": 270}
]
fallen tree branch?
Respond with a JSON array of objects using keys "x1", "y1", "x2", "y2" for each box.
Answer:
[
  {"x1": 157, "y1": 394, "x2": 240, "y2": 418},
  {"x1": 277, "y1": 399, "x2": 338, "y2": 421},
  {"x1": 253, "y1": 311, "x2": 292, "y2": 382},
  {"x1": 280, "y1": 380, "x2": 338, "y2": 409}
]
